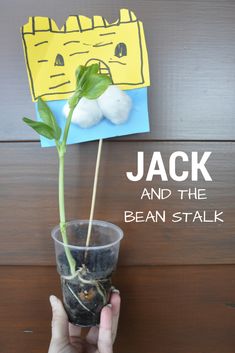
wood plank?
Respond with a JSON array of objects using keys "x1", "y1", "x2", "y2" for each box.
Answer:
[
  {"x1": 1, "y1": 0, "x2": 235, "y2": 140},
  {"x1": 0, "y1": 141, "x2": 234, "y2": 265},
  {"x1": 1, "y1": 265, "x2": 235, "y2": 353}
]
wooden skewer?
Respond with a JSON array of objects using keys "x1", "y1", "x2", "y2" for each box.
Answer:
[{"x1": 85, "y1": 139, "x2": 103, "y2": 247}]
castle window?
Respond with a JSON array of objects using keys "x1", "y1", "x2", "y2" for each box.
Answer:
[
  {"x1": 54, "y1": 54, "x2": 64, "y2": 66},
  {"x1": 114, "y1": 43, "x2": 127, "y2": 58}
]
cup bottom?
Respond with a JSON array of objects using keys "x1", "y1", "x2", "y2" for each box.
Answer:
[
  {"x1": 60, "y1": 269, "x2": 112, "y2": 327},
  {"x1": 52, "y1": 220, "x2": 123, "y2": 327}
]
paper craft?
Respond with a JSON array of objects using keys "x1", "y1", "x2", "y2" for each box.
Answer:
[
  {"x1": 36, "y1": 87, "x2": 149, "y2": 146},
  {"x1": 22, "y1": 9, "x2": 150, "y2": 101},
  {"x1": 21, "y1": 9, "x2": 151, "y2": 146}
]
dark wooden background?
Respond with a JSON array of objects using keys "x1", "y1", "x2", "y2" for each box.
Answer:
[{"x1": 1, "y1": 1, "x2": 235, "y2": 352}]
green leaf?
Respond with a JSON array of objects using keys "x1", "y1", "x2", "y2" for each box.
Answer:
[
  {"x1": 82, "y1": 74, "x2": 111, "y2": 99},
  {"x1": 76, "y1": 64, "x2": 99, "y2": 88},
  {"x1": 75, "y1": 65, "x2": 86, "y2": 87},
  {"x1": 68, "y1": 64, "x2": 111, "y2": 110},
  {"x1": 85, "y1": 63, "x2": 99, "y2": 76},
  {"x1": 23, "y1": 117, "x2": 55, "y2": 140},
  {"x1": 37, "y1": 97, "x2": 61, "y2": 140},
  {"x1": 76, "y1": 64, "x2": 102, "y2": 91},
  {"x1": 75, "y1": 64, "x2": 99, "y2": 84}
]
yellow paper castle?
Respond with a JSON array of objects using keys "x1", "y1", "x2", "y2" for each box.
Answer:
[{"x1": 21, "y1": 9, "x2": 150, "y2": 102}]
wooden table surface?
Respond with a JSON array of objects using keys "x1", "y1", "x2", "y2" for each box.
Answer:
[{"x1": 1, "y1": 1, "x2": 235, "y2": 352}]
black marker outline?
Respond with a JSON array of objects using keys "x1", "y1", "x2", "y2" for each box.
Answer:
[
  {"x1": 32, "y1": 16, "x2": 35, "y2": 34},
  {"x1": 63, "y1": 40, "x2": 80, "y2": 45},
  {"x1": 49, "y1": 18, "x2": 52, "y2": 31},
  {"x1": 49, "y1": 80, "x2": 71, "y2": 89},
  {"x1": 34, "y1": 40, "x2": 48, "y2": 47},
  {"x1": 76, "y1": 15, "x2": 82, "y2": 32},
  {"x1": 85, "y1": 58, "x2": 113, "y2": 83},
  {"x1": 93, "y1": 16, "x2": 106, "y2": 28},
  {"x1": 69, "y1": 51, "x2": 89, "y2": 56},
  {"x1": 22, "y1": 16, "x2": 146, "y2": 100},
  {"x1": 93, "y1": 41, "x2": 113, "y2": 47},
  {"x1": 35, "y1": 90, "x2": 74, "y2": 100},
  {"x1": 129, "y1": 9, "x2": 133, "y2": 21},
  {"x1": 91, "y1": 16, "x2": 94, "y2": 30},
  {"x1": 108, "y1": 60, "x2": 126, "y2": 65},
  {"x1": 50, "y1": 73, "x2": 65, "y2": 78},
  {"x1": 21, "y1": 26, "x2": 36, "y2": 98},
  {"x1": 23, "y1": 20, "x2": 138, "y2": 34},
  {"x1": 102, "y1": 16, "x2": 107, "y2": 28},
  {"x1": 136, "y1": 20, "x2": 144, "y2": 85},
  {"x1": 99, "y1": 31, "x2": 116, "y2": 36}
]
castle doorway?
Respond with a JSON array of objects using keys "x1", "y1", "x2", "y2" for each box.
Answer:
[{"x1": 85, "y1": 59, "x2": 113, "y2": 83}]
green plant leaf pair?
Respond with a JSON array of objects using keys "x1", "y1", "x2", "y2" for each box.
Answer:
[
  {"x1": 23, "y1": 97, "x2": 61, "y2": 140},
  {"x1": 22, "y1": 118, "x2": 55, "y2": 140},
  {"x1": 69, "y1": 63, "x2": 112, "y2": 108},
  {"x1": 23, "y1": 63, "x2": 111, "y2": 141}
]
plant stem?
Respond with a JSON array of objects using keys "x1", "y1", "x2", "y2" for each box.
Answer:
[
  {"x1": 63, "y1": 103, "x2": 78, "y2": 146},
  {"x1": 56, "y1": 103, "x2": 80, "y2": 276},
  {"x1": 58, "y1": 149, "x2": 76, "y2": 275}
]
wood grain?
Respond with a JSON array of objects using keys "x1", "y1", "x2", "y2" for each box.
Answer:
[
  {"x1": 1, "y1": 265, "x2": 235, "y2": 353},
  {"x1": 0, "y1": 141, "x2": 234, "y2": 266},
  {"x1": 1, "y1": 0, "x2": 235, "y2": 140},
  {"x1": 1, "y1": 1, "x2": 235, "y2": 352}
]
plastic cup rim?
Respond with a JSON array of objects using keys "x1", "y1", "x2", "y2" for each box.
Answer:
[{"x1": 51, "y1": 219, "x2": 124, "y2": 250}]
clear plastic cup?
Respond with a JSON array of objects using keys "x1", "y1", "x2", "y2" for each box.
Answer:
[{"x1": 51, "y1": 219, "x2": 123, "y2": 327}]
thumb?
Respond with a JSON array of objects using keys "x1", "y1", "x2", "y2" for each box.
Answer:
[
  {"x1": 98, "y1": 305, "x2": 113, "y2": 353},
  {"x1": 49, "y1": 295, "x2": 69, "y2": 343}
]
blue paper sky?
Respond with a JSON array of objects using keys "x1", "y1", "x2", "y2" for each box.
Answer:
[{"x1": 35, "y1": 87, "x2": 149, "y2": 147}]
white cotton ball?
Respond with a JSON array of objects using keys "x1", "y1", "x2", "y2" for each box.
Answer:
[
  {"x1": 63, "y1": 98, "x2": 103, "y2": 128},
  {"x1": 63, "y1": 102, "x2": 70, "y2": 117},
  {"x1": 97, "y1": 85, "x2": 132, "y2": 125}
]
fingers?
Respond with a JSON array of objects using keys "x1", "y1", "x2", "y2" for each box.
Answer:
[
  {"x1": 110, "y1": 292, "x2": 121, "y2": 342},
  {"x1": 86, "y1": 291, "x2": 121, "y2": 348},
  {"x1": 98, "y1": 304, "x2": 113, "y2": 353},
  {"x1": 68, "y1": 322, "x2": 82, "y2": 338},
  {"x1": 49, "y1": 295, "x2": 69, "y2": 343},
  {"x1": 97, "y1": 289, "x2": 121, "y2": 353},
  {"x1": 86, "y1": 325, "x2": 99, "y2": 345}
]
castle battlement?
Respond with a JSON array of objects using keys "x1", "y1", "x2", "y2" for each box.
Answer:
[{"x1": 22, "y1": 9, "x2": 150, "y2": 101}]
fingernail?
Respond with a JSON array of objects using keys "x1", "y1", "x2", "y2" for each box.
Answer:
[
  {"x1": 107, "y1": 303, "x2": 112, "y2": 308},
  {"x1": 49, "y1": 295, "x2": 58, "y2": 306},
  {"x1": 112, "y1": 288, "x2": 120, "y2": 294}
]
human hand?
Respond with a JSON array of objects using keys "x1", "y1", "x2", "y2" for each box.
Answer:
[{"x1": 48, "y1": 291, "x2": 121, "y2": 353}]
